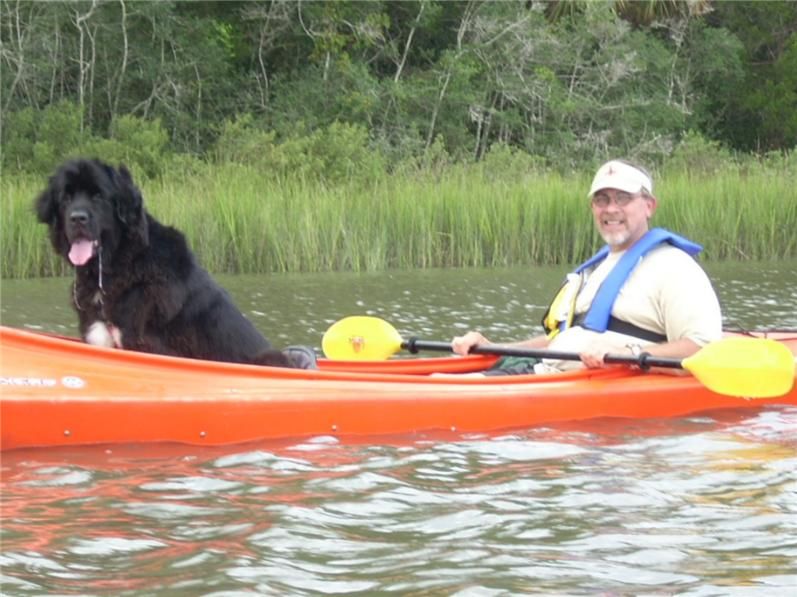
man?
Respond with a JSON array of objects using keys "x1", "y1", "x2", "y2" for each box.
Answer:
[{"x1": 451, "y1": 159, "x2": 723, "y2": 374}]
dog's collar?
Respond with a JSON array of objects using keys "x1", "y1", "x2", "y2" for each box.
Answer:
[{"x1": 73, "y1": 245, "x2": 106, "y2": 313}]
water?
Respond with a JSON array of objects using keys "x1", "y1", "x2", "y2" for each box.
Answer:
[
  {"x1": 2, "y1": 262, "x2": 797, "y2": 594},
  {"x1": 2, "y1": 259, "x2": 797, "y2": 349},
  {"x1": 2, "y1": 413, "x2": 796, "y2": 594}
]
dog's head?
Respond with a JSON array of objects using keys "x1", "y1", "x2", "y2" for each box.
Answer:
[{"x1": 35, "y1": 159, "x2": 149, "y2": 267}]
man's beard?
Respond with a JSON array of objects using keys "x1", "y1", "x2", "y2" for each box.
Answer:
[{"x1": 600, "y1": 229, "x2": 630, "y2": 247}]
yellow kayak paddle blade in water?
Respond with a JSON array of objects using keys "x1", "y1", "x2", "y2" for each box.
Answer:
[{"x1": 681, "y1": 336, "x2": 795, "y2": 399}]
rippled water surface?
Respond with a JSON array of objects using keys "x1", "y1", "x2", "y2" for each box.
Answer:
[
  {"x1": 2, "y1": 261, "x2": 797, "y2": 594},
  {"x1": 3, "y1": 410, "x2": 797, "y2": 595}
]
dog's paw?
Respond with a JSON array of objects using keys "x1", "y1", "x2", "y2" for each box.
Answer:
[{"x1": 283, "y1": 345, "x2": 318, "y2": 370}]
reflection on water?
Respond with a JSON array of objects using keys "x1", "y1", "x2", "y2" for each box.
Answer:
[
  {"x1": 2, "y1": 259, "x2": 797, "y2": 349},
  {"x1": 2, "y1": 409, "x2": 796, "y2": 594},
  {"x1": 2, "y1": 261, "x2": 797, "y2": 593}
]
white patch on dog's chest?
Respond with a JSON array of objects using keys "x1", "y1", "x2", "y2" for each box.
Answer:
[
  {"x1": 92, "y1": 291, "x2": 103, "y2": 305},
  {"x1": 86, "y1": 321, "x2": 122, "y2": 348}
]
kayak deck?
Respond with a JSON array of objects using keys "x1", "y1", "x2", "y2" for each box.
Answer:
[{"x1": 2, "y1": 326, "x2": 796, "y2": 450}]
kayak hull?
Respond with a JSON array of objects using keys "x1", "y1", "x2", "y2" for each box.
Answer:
[{"x1": 2, "y1": 326, "x2": 796, "y2": 450}]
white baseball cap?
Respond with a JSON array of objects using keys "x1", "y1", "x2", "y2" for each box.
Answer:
[{"x1": 588, "y1": 160, "x2": 653, "y2": 197}]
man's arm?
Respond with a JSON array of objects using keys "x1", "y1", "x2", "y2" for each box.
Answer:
[{"x1": 451, "y1": 332, "x2": 549, "y2": 356}]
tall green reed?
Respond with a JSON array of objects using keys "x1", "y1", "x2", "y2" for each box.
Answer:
[
  {"x1": 1, "y1": 175, "x2": 70, "y2": 278},
  {"x1": 657, "y1": 167, "x2": 796, "y2": 260},
  {"x1": 2, "y1": 160, "x2": 794, "y2": 280}
]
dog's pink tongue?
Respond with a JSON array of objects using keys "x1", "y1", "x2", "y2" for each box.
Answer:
[{"x1": 68, "y1": 240, "x2": 95, "y2": 266}]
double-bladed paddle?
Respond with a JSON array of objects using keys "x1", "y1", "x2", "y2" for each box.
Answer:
[{"x1": 322, "y1": 316, "x2": 796, "y2": 399}]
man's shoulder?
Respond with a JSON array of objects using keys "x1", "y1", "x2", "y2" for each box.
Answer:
[
  {"x1": 645, "y1": 243, "x2": 703, "y2": 265},
  {"x1": 636, "y1": 243, "x2": 709, "y2": 281}
]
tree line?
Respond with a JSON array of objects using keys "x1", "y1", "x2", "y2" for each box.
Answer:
[{"x1": 2, "y1": 0, "x2": 795, "y2": 178}]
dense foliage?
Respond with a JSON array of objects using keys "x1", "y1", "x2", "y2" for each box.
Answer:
[{"x1": 2, "y1": 0, "x2": 795, "y2": 178}]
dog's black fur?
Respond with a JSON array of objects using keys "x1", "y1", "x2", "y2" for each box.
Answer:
[{"x1": 35, "y1": 158, "x2": 293, "y2": 367}]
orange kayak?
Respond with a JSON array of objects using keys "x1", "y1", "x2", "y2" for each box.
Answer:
[{"x1": 2, "y1": 325, "x2": 796, "y2": 450}]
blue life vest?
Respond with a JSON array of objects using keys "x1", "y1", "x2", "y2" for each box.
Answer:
[{"x1": 576, "y1": 228, "x2": 702, "y2": 333}]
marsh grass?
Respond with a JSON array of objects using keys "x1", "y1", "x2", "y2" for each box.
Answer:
[
  {"x1": 657, "y1": 167, "x2": 797, "y2": 260},
  {"x1": 2, "y1": 160, "x2": 794, "y2": 279},
  {"x1": 1, "y1": 176, "x2": 70, "y2": 278}
]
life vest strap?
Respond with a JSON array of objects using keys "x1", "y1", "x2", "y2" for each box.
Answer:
[
  {"x1": 578, "y1": 228, "x2": 702, "y2": 334},
  {"x1": 571, "y1": 314, "x2": 667, "y2": 343}
]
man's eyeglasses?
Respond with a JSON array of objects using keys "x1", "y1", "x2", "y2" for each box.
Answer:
[{"x1": 591, "y1": 191, "x2": 638, "y2": 208}]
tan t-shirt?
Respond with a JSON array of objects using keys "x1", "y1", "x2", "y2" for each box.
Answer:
[{"x1": 537, "y1": 244, "x2": 722, "y2": 372}]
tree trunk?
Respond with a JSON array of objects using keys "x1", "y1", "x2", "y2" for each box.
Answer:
[
  {"x1": 74, "y1": 0, "x2": 98, "y2": 133},
  {"x1": 111, "y1": 0, "x2": 129, "y2": 121},
  {"x1": 425, "y1": 69, "x2": 451, "y2": 153},
  {"x1": 394, "y1": 0, "x2": 425, "y2": 83},
  {"x1": 257, "y1": 26, "x2": 270, "y2": 108},
  {"x1": 425, "y1": 0, "x2": 478, "y2": 154}
]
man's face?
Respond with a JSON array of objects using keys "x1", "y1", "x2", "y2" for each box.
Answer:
[{"x1": 590, "y1": 188, "x2": 656, "y2": 251}]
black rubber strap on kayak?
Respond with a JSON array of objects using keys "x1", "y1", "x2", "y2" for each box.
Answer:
[{"x1": 571, "y1": 315, "x2": 667, "y2": 344}]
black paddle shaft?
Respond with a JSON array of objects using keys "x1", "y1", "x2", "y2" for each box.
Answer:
[{"x1": 402, "y1": 338, "x2": 684, "y2": 371}]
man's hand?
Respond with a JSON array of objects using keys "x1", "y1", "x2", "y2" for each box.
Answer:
[
  {"x1": 579, "y1": 346, "x2": 609, "y2": 368},
  {"x1": 451, "y1": 331, "x2": 489, "y2": 356},
  {"x1": 580, "y1": 341, "x2": 647, "y2": 368}
]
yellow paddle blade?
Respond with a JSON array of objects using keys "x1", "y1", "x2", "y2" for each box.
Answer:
[
  {"x1": 682, "y1": 337, "x2": 796, "y2": 399},
  {"x1": 322, "y1": 316, "x2": 404, "y2": 361}
]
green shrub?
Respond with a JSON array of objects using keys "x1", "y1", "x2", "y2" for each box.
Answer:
[
  {"x1": 1, "y1": 102, "x2": 169, "y2": 178},
  {"x1": 80, "y1": 115, "x2": 170, "y2": 178},
  {"x1": 666, "y1": 130, "x2": 736, "y2": 175},
  {"x1": 308, "y1": 121, "x2": 385, "y2": 183},
  {"x1": 1, "y1": 107, "x2": 37, "y2": 171},
  {"x1": 107, "y1": 115, "x2": 170, "y2": 178},
  {"x1": 1, "y1": 101, "x2": 85, "y2": 175},
  {"x1": 212, "y1": 117, "x2": 385, "y2": 184},
  {"x1": 211, "y1": 113, "x2": 278, "y2": 165},
  {"x1": 476, "y1": 143, "x2": 548, "y2": 181}
]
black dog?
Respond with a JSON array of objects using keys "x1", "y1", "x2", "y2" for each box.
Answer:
[{"x1": 34, "y1": 158, "x2": 299, "y2": 367}]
